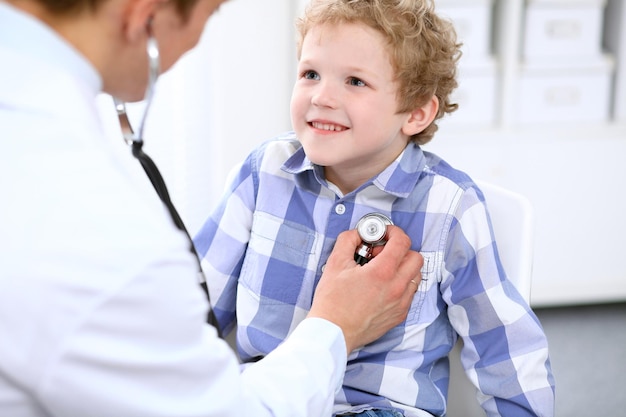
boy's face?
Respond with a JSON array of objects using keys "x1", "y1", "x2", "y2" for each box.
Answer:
[{"x1": 290, "y1": 22, "x2": 415, "y2": 193}]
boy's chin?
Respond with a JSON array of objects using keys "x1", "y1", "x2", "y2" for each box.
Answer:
[{"x1": 299, "y1": 142, "x2": 332, "y2": 166}]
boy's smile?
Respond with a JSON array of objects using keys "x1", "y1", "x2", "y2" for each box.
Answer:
[{"x1": 309, "y1": 120, "x2": 348, "y2": 132}]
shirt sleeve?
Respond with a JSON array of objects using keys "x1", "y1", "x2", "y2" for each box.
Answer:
[
  {"x1": 241, "y1": 318, "x2": 347, "y2": 416},
  {"x1": 194, "y1": 156, "x2": 257, "y2": 335},
  {"x1": 443, "y1": 186, "x2": 555, "y2": 417},
  {"x1": 37, "y1": 239, "x2": 346, "y2": 417}
]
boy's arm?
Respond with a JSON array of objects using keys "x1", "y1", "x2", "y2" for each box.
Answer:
[
  {"x1": 194, "y1": 160, "x2": 255, "y2": 335},
  {"x1": 445, "y1": 187, "x2": 555, "y2": 417}
]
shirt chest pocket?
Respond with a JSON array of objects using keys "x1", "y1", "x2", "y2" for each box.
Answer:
[
  {"x1": 239, "y1": 212, "x2": 317, "y2": 303},
  {"x1": 406, "y1": 251, "x2": 440, "y2": 324}
]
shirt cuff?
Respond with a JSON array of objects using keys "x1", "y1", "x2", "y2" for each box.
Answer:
[
  {"x1": 288, "y1": 317, "x2": 347, "y2": 392},
  {"x1": 240, "y1": 317, "x2": 347, "y2": 417}
]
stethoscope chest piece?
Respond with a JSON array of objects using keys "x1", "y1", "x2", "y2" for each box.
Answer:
[{"x1": 354, "y1": 213, "x2": 393, "y2": 265}]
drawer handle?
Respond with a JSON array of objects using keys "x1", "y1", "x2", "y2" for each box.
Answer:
[
  {"x1": 546, "y1": 20, "x2": 582, "y2": 39},
  {"x1": 545, "y1": 86, "x2": 581, "y2": 106}
]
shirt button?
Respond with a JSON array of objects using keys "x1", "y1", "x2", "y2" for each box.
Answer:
[{"x1": 335, "y1": 204, "x2": 346, "y2": 215}]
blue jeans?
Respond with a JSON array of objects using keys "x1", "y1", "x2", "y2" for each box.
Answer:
[{"x1": 338, "y1": 410, "x2": 404, "y2": 417}]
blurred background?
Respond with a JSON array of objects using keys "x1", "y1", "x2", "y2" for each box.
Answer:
[{"x1": 98, "y1": 0, "x2": 626, "y2": 415}]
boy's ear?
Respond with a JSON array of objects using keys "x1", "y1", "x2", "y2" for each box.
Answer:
[{"x1": 402, "y1": 96, "x2": 439, "y2": 137}]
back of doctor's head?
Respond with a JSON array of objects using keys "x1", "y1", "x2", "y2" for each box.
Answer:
[
  {"x1": 295, "y1": 0, "x2": 461, "y2": 145},
  {"x1": 33, "y1": 0, "x2": 200, "y2": 21}
]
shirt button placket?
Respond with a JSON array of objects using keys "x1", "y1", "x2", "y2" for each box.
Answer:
[{"x1": 321, "y1": 203, "x2": 348, "y2": 273}]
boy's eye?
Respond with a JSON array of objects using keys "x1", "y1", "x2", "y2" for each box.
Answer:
[
  {"x1": 348, "y1": 77, "x2": 366, "y2": 87},
  {"x1": 303, "y1": 70, "x2": 320, "y2": 80}
]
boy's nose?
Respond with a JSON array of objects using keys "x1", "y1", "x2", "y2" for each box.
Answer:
[{"x1": 311, "y1": 82, "x2": 338, "y2": 108}]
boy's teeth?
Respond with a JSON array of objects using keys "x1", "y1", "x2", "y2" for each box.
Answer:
[{"x1": 313, "y1": 122, "x2": 345, "y2": 131}]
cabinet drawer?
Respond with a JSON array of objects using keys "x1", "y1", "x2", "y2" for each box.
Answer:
[
  {"x1": 523, "y1": 0, "x2": 606, "y2": 60},
  {"x1": 515, "y1": 57, "x2": 613, "y2": 124},
  {"x1": 441, "y1": 59, "x2": 498, "y2": 128},
  {"x1": 436, "y1": 0, "x2": 494, "y2": 62}
]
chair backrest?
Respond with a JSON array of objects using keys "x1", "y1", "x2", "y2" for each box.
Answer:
[
  {"x1": 475, "y1": 180, "x2": 534, "y2": 302},
  {"x1": 446, "y1": 181, "x2": 535, "y2": 417}
]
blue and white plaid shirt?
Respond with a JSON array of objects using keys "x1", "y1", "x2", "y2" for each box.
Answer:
[{"x1": 195, "y1": 132, "x2": 555, "y2": 417}]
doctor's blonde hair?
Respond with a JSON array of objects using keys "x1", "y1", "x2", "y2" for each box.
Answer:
[{"x1": 295, "y1": 0, "x2": 461, "y2": 145}]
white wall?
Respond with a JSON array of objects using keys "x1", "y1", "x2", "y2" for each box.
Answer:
[{"x1": 201, "y1": 0, "x2": 297, "y2": 197}]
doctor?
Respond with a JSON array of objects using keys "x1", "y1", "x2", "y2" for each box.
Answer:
[{"x1": 0, "y1": 1, "x2": 423, "y2": 416}]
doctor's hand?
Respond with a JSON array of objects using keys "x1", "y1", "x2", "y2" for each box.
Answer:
[{"x1": 308, "y1": 226, "x2": 423, "y2": 354}]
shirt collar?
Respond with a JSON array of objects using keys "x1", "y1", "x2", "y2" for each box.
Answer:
[
  {"x1": 282, "y1": 140, "x2": 426, "y2": 198},
  {"x1": 0, "y1": 2, "x2": 102, "y2": 96}
]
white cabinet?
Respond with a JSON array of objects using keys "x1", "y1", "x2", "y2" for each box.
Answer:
[
  {"x1": 516, "y1": 57, "x2": 614, "y2": 124},
  {"x1": 427, "y1": 0, "x2": 626, "y2": 307},
  {"x1": 523, "y1": 0, "x2": 607, "y2": 61},
  {"x1": 436, "y1": 1, "x2": 499, "y2": 129},
  {"x1": 605, "y1": 0, "x2": 626, "y2": 121},
  {"x1": 436, "y1": 0, "x2": 495, "y2": 62}
]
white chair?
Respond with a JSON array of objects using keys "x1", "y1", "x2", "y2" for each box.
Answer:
[{"x1": 446, "y1": 181, "x2": 535, "y2": 417}]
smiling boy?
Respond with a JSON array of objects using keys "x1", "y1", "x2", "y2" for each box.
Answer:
[{"x1": 194, "y1": 1, "x2": 555, "y2": 416}]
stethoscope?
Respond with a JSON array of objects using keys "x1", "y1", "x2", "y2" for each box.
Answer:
[
  {"x1": 113, "y1": 30, "x2": 221, "y2": 335},
  {"x1": 354, "y1": 213, "x2": 393, "y2": 265}
]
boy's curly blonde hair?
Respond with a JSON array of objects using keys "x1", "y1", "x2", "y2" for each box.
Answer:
[{"x1": 295, "y1": 0, "x2": 461, "y2": 145}]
